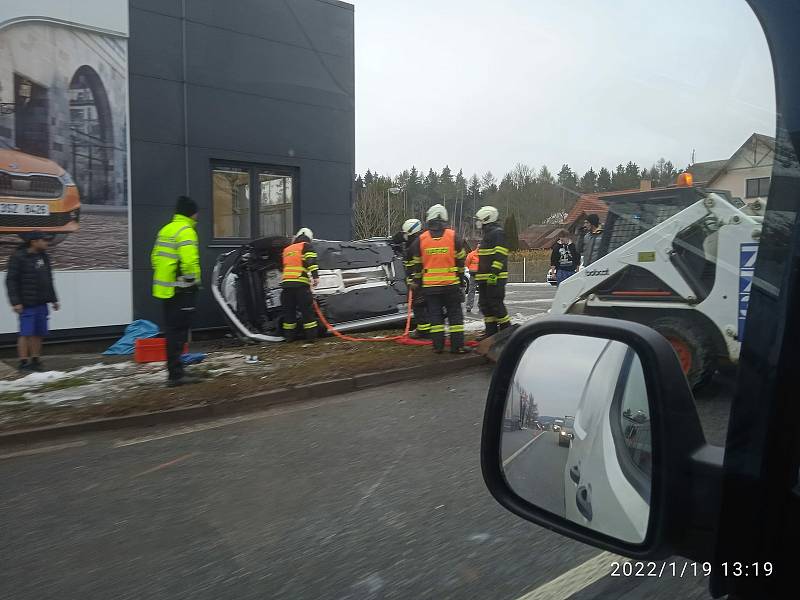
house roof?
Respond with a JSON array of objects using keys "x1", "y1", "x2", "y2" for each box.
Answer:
[
  {"x1": 687, "y1": 160, "x2": 729, "y2": 184},
  {"x1": 688, "y1": 133, "x2": 776, "y2": 184},
  {"x1": 564, "y1": 194, "x2": 614, "y2": 226},
  {"x1": 519, "y1": 225, "x2": 571, "y2": 249}
]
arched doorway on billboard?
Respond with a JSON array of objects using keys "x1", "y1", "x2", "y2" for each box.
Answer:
[{"x1": 68, "y1": 65, "x2": 114, "y2": 205}]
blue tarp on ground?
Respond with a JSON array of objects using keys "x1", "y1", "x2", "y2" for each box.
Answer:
[
  {"x1": 180, "y1": 352, "x2": 207, "y2": 365},
  {"x1": 102, "y1": 320, "x2": 160, "y2": 355}
]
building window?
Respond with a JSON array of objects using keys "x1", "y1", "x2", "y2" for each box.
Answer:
[
  {"x1": 212, "y1": 165, "x2": 251, "y2": 239},
  {"x1": 212, "y1": 162, "x2": 296, "y2": 241},
  {"x1": 745, "y1": 176, "x2": 770, "y2": 198}
]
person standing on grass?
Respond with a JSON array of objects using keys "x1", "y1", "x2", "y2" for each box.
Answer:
[
  {"x1": 151, "y1": 195, "x2": 202, "y2": 387},
  {"x1": 6, "y1": 231, "x2": 59, "y2": 372}
]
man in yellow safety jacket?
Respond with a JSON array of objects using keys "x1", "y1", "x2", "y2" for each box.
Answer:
[
  {"x1": 151, "y1": 195, "x2": 201, "y2": 387},
  {"x1": 409, "y1": 204, "x2": 470, "y2": 354},
  {"x1": 281, "y1": 227, "x2": 320, "y2": 341}
]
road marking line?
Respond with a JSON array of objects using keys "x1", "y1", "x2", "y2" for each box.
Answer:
[
  {"x1": 503, "y1": 431, "x2": 545, "y2": 467},
  {"x1": 133, "y1": 453, "x2": 194, "y2": 477},
  {"x1": 112, "y1": 395, "x2": 355, "y2": 448},
  {"x1": 0, "y1": 440, "x2": 87, "y2": 461},
  {"x1": 515, "y1": 551, "x2": 623, "y2": 600}
]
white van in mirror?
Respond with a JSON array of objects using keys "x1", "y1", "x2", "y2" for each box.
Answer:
[{"x1": 501, "y1": 334, "x2": 652, "y2": 544}]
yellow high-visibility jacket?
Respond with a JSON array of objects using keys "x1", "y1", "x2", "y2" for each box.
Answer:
[{"x1": 151, "y1": 214, "x2": 201, "y2": 299}]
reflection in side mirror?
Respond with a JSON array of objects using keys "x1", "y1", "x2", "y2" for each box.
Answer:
[{"x1": 501, "y1": 334, "x2": 652, "y2": 544}]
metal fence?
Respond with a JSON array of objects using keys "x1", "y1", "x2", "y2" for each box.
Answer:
[{"x1": 507, "y1": 257, "x2": 551, "y2": 283}]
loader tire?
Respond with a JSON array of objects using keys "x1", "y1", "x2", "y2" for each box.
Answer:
[{"x1": 651, "y1": 317, "x2": 716, "y2": 390}]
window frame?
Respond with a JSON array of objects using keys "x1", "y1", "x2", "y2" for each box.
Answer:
[
  {"x1": 210, "y1": 160, "x2": 299, "y2": 246},
  {"x1": 745, "y1": 176, "x2": 770, "y2": 198}
]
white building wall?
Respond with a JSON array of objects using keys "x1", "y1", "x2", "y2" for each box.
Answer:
[{"x1": 712, "y1": 165, "x2": 773, "y2": 203}]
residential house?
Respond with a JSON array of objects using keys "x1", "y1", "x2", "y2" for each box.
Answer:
[{"x1": 688, "y1": 133, "x2": 774, "y2": 204}]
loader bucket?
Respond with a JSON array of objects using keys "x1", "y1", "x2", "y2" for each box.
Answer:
[{"x1": 474, "y1": 324, "x2": 520, "y2": 362}]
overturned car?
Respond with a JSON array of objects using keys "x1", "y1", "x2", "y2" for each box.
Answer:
[{"x1": 212, "y1": 236, "x2": 410, "y2": 342}]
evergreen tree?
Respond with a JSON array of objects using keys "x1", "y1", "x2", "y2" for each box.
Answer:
[
  {"x1": 597, "y1": 167, "x2": 612, "y2": 192},
  {"x1": 611, "y1": 164, "x2": 626, "y2": 190},
  {"x1": 438, "y1": 165, "x2": 455, "y2": 206},
  {"x1": 468, "y1": 174, "x2": 481, "y2": 215},
  {"x1": 364, "y1": 169, "x2": 374, "y2": 186},
  {"x1": 557, "y1": 164, "x2": 579, "y2": 191},
  {"x1": 580, "y1": 168, "x2": 598, "y2": 193},
  {"x1": 408, "y1": 166, "x2": 420, "y2": 188},
  {"x1": 537, "y1": 165, "x2": 554, "y2": 185},
  {"x1": 624, "y1": 161, "x2": 641, "y2": 188},
  {"x1": 504, "y1": 214, "x2": 520, "y2": 251},
  {"x1": 481, "y1": 171, "x2": 497, "y2": 198},
  {"x1": 354, "y1": 175, "x2": 364, "y2": 191}
]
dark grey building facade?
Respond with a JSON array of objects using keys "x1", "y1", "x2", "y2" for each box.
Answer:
[{"x1": 129, "y1": 0, "x2": 355, "y2": 329}]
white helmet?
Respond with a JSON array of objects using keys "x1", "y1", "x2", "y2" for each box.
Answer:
[
  {"x1": 426, "y1": 204, "x2": 448, "y2": 223},
  {"x1": 401, "y1": 218, "x2": 422, "y2": 239},
  {"x1": 293, "y1": 227, "x2": 313, "y2": 241},
  {"x1": 474, "y1": 206, "x2": 499, "y2": 229}
]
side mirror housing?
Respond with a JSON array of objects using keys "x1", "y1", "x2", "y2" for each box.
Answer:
[{"x1": 481, "y1": 315, "x2": 722, "y2": 561}]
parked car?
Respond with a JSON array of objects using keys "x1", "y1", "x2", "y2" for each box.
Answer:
[
  {"x1": 213, "y1": 236, "x2": 410, "y2": 341},
  {"x1": 0, "y1": 138, "x2": 80, "y2": 238}
]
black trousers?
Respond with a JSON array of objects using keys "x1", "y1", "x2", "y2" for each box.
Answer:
[
  {"x1": 411, "y1": 290, "x2": 430, "y2": 336},
  {"x1": 424, "y1": 285, "x2": 464, "y2": 351},
  {"x1": 281, "y1": 286, "x2": 318, "y2": 340},
  {"x1": 162, "y1": 290, "x2": 197, "y2": 381},
  {"x1": 478, "y1": 281, "x2": 509, "y2": 336}
]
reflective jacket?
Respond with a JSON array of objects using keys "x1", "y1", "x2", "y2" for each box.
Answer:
[
  {"x1": 151, "y1": 214, "x2": 200, "y2": 299},
  {"x1": 402, "y1": 232, "x2": 421, "y2": 285},
  {"x1": 476, "y1": 223, "x2": 509, "y2": 282},
  {"x1": 409, "y1": 226, "x2": 466, "y2": 289},
  {"x1": 465, "y1": 249, "x2": 480, "y2": 273},
  {"x1": 281, "y1": 241, "x2": 318, "y2": 287}
]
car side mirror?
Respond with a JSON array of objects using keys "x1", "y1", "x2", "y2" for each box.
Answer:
[{"x1": 481, "y1": 315, "x2": 723, "y2": 561}]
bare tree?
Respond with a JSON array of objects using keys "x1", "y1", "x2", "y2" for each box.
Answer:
[{"x1": 352, "y1": 186, "x2": 404, "y2": 239}]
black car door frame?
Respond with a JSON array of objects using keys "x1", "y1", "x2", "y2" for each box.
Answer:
[{"x1": 713, "y1": 2, "x2": 800, "y2": 596}]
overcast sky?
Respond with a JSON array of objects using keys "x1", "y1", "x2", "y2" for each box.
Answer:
[
  {"x1": 510, "y1": 334, "x2": 610, "y2": 418},
  {"x1": 350, "y1": 0, "x2": 776, "y2": 179}
]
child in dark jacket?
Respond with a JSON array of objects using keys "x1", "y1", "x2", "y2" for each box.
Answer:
[{"x1": 6, "y1": 232, "x2": 59, "y2": 371}]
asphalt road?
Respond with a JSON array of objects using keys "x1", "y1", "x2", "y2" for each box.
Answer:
[
  {"x1": 464, "y1": 283, "x2": 556, "y2": 330},
  {"x1": 503, "y1": 430, "x2": 569, "y2": 518},
  {"x1": 0, "y1": 284, "x2": 735, "y2": 600},
  {"x1": 1, "y1": 368, "x2": 603, "y2": 600}
]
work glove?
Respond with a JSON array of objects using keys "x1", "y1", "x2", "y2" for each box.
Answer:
[
  {"x1": 409, "y1": 281, "x2": 420, "y2": 292},
  {"x1": 487, "y1": 273, "x2": 498, "y2": 285},
  {"x1": 460, "y1": 274, "x2": 469, "y2": 289}
]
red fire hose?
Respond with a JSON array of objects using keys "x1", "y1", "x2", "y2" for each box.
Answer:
[{"x1": 312, "y1": 290, "x2": 477, "y2": 347}]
